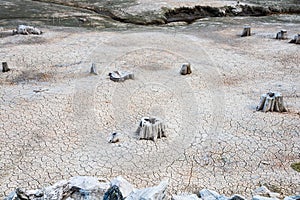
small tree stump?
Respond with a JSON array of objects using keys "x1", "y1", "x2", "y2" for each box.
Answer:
[
  {"x1": 136, "y1": 117, "x2": 166, "y2": 141},
  {"x1": 276, "y1": 29, "x2": 288, "y2": 40},
  {"x1": 109, "y1": 71, "x2": 134, "y2": 82},
  {"x1": 256, "y1": 92, "x2": 287, "y2": 112},
  {"x1": 241, "y1": 25, "x2": 251, "y2": 37},
  {"x1": 2, "y1": 62, "x2": 10, "y2": 72},
  {"x1": 180, "y1": 63, "x2": 192, "y2": 75},
  {"x1": 90, "y1": 63, "x2": 98, "y2": 75},
  {"x1": 13, "y1": 25, "x2": 42, "y2": 35},
  {"x1": 289, "y1": 34, "x2": 300, "y2": 44},
  {"x1": 108, "y1": 132, "x2": 121, "y2": 143}
]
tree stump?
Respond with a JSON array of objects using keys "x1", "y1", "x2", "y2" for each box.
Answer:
[
  {"x1": 90, "y1": 63, "x2": 98, "y2": 75},
  {"x1": 2, "y1": 62, "x2": 10, "y2": 72},
  {"x1": 289, "y1": 34, "x2": 300, "y2": 44},
  {"x1": 241, "y1": 25, "x2": 251, "y2": 37},
  {"x1": 276, "y1": 29, "x2": 288, "y2": 40},
  {"x1": 256, "y1": 92, "x2": 287, "y2": 112},
  {"x1": 136, "y1": 117, "x2": 166, "y2": 141},
  {"x1": 180, "y1": 63, "x2": 192, "y2": 75},
  {"x1": 108, "y1": 132, "x2": 121, "y2": 143},
  {"x1": 13, "y1": 25, "x2": 42, "y2": 35},
  {"x1": 109, "y1": 71, "x2": 134, "y2": 82}
]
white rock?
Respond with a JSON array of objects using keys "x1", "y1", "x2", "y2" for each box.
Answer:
[
  {"x1": 199, "y1": 189, "x2": 227, "y2": 200},
  {"x1": 126, "y1": 180, "x2": 168, "y2": 200},
  {"x1": 172, "y1": 193, "x2": 200, "y2": 200},
  {"x1": 252, "y1": 195, "x2": 279, "y2": 200},
  {"x1": 110, "y1": 176, "x2": 134, "y2": 198},
  {"x1": 229, "y1": 194, "x2": 246, "y2": 200},
  {"x1": 284, "y1": 195, "x2": 300, "y2": 200},
  {"x1": 252, "y1": 186, "x2": 280, "y2": 198}
]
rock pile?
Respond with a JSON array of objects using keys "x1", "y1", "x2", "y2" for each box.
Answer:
[{"x1": 5, "y1": 176, "x2": 299, "y2": 200}]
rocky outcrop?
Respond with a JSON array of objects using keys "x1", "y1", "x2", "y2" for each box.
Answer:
[
  {"x1": 31, "y1": 0, "x2": 300, "y2": 25},
  {"x1": 126, "y1": 180, "x2": 168, "y2": 200},
  {"x1": 5, "y1": 176, "x2": 109, "y2": 200},
  {"x1": 5, "y1": 176, "x2": 299, "y2": 200}
]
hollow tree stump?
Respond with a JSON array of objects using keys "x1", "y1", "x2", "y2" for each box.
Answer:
[
  {"x1": 180, "y1": 63, "x2": 192, "y2": 75},
  {"x1": 289, "y1": 34, "x2": 300, "y2": 44},
  {"x1": 2, "y1": 62, "x2": 10, "y2": 72},
  {"x1": 276, "y1": 29, "x2": 288, "y2": 40},
  {"x1": 241, "y1": 25, "x2": 251, "y2": 37},
  {"x1": 256, "y1": 92, "x2": 287, "y2": 112},
  {"x1": 109, "y1": 71, "x2": 134, "y2": 82},
  {"x1": 136, "y1": 117, "x2": 166, "y2": 141}
]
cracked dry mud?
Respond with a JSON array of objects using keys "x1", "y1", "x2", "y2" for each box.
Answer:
[{"x1": 0, "y1": 19, "x2": 299, "y2": 199}]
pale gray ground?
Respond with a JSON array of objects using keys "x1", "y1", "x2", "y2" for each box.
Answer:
[{"x1": 0, "y1": 16, "x2": 299, "y2": 199}]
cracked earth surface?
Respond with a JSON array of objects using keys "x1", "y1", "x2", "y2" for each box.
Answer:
[{"x1": 0, "y1": 18, "x2": 299, "y2": 198}]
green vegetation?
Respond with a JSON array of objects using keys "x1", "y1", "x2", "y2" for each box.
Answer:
[{"x1": 291, "y1": 162, "x2": 300, "y2": 172}]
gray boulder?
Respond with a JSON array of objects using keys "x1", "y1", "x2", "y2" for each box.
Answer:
[
  {"x1": 172, "y1": 193, "x2": 200, "y2": 200},
  {"x1": 199, "y1": 189, "x2": 228, "y2": 200},
  {"x1": 229, "y1": 194, "x2": 246, "y2": 200},
  {"x1": 110, "y1": 176, "x2": 134, "y2": 198},
  {"x1": 126, "y1": 180, "x2": 168, "y2": 200},
  {"x1": 284, "y1": 196, "x2": 300, "y2": 200},
  {"x1": 252, "y1": 195, "x2": 279, "y2": 200},
  {"x1": 5, "y1": 176, "x2": 109, "y2": 200}
]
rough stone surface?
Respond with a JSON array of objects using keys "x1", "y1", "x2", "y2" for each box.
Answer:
[
  {"x1": 126, "y1": 180, "x2": 168, "y2": 200},
  {"x1": 199, "y1": 189, "x2": 228, "y2": 200},
  {"x1": 229, "y1": 194, "x2": 246, "y2": 200},
  {"x1": 110, "y1": 176, "x2": 134, "y2": 198},
  {"x1": 284, "y1": 195, "x2": 300, "y2": 200},
  {"x1": 5, "y1": 176, "x2": 109, "y2": 200},
  {"x1": 252, "y1": 186, "x2": 280, "y2": 198},
  {"x1": 172, "y1": 194, "x2": 200, "y2": 200},
  {"x1": 252, "y1": 195, "x2": 279, "y2": 200},
  {"x1": 103, "y1": 185, "x2": 123, "y2": 200}
]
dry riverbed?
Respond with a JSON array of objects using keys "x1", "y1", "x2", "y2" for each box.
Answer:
[{"x1": 0, "y1": 1, "x2": 300, "y2": 199}]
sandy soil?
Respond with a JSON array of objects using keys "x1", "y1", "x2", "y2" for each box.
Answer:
[{"x1": 0, "y1": 14, "x2": 299, "y2": 199}]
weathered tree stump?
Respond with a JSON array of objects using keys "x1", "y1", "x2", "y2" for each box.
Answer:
[
  {"x1": 108, "y1": 132, "x2": 121, "y2": 143},
  {"x1": 276, "y1": 29, "x2": 288, "y2": 40},
  {"x1": 13, "y1": 25, "x2": 42, "y2": 35},
  {"x1": 136, "y1": 117, "x2": 166, "y2": 141},
  {"x1": 180, "y1": 63, "x2": 192, "y2": 75},
  {"x1": 2, "y1": 62, "x2": 10, "y2": 72},
  {"x1": 256, "y1": 92, "x2": 287, "y2": 112},
  {"x1": 109, "y1": 71, "x2": 134, "y2": 82},
  {"x1": 90, "y1": 63, "x2": 98, "y2": 75},
  {"x1": 289, "y1": 34, "x2": 300, "y2": 44},
  {"x1": 241, "y1": 25, "x2": 251, "y2": 37}
]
